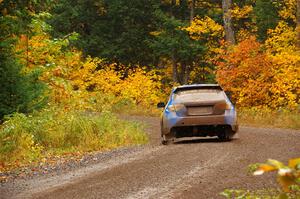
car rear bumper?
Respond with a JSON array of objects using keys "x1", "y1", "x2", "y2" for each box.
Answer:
[{"x1": 161, "y1": 113, "x2": 238, "y2": 135}]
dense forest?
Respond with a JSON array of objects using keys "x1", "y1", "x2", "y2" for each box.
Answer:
[
  {"x1": 1, "y1": 0, "x2": 299, "y2": 117},
  {"x1": 0, "y1": 0, "x2": 299, "y2": 170}
]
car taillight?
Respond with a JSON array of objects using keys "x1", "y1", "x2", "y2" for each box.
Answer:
[
  {"x1": 167, "y1": 104, "x2": 185, "y2": 112},
  {"x1": 167, "y1": 105, "x2": 176, "y2": 112},
  {"x1": 214, "y1": 102, "x2": 231, "y2": 110}
]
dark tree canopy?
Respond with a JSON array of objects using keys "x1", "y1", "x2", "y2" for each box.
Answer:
[
  {"x1": 50, "y1": 0, "x2": 162, "y2": 66},
  {"x1": 0, "y1": 2, "x2": 47, "y2": 119}
]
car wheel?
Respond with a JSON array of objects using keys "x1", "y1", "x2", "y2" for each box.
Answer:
[
  {"x1": 161, "y1": 134, "x2": 168, "y2": 145},
  {"x1": 218, "y1": 128, "x2": 232, "y2": 141}
]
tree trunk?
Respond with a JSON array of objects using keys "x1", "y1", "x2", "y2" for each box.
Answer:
[
  {"x1": 181, "y1": 62, "x2": 188, "y2": 84},
  {"x1": 171, "y1": 0, "x2": 178, "y2": 83},
  {"x1": 190, "y1": 0, "x2": 195, "y2": 22},
  {"x1": 172, "y1": 54, "x2": 178, "y2": 83},
  {"x1": 185, "y1": 64, "x2": 190, "y2": 84},
  {"x1": 296, "y1": 0, "x2": 300, "y2": 49},
  {"x1": 171, "y1": 0, "x2": 176, "y2": 15},
  {"x1": 222, "y1": 0, "x2": 235, "y2": 45}
]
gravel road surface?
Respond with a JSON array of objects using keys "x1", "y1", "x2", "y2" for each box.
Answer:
[{"x1": 1, "y1": 116, "x2": 300, "y2": 199}]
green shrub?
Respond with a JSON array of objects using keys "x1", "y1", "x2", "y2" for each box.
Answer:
[
  {"x1": 0, "y1": 16, "x2": 47, "y2": 120},
  {"x1": 0, "y1": 113, "x2": 43, "y2": 168}
]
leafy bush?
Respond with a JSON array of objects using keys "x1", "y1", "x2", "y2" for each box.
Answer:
[
  {"x1": 15, "y1": 15, "x2": 164, "y2": 116},
  {"x1": 0, "y1": 108, "x2": 148, "y2": 171},
  {"x1": 68, "y1": 58, "x2": 165, "y2": 111},
  {"x1": 216, "y1": 21, "x2": 299, "y2": 110},
  {"x1": 216, "y1": 36, "x2": 299, "y2": 110},
  {"x1": 221, "y1": 158, "x2": 300, "y2": 198},
  {"x1": 0, "y1": 114, "x2": 43, "y2": 168}
]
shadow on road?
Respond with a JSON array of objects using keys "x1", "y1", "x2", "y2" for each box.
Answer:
[
  {"x1": 174, "y1": 137, "x2": 220, "y2": 144},
  {"x1": 174, "y1": 137, "x2": 239, "y2": 145}
]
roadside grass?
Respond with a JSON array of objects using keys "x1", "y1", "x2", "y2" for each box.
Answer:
[
  {"x1": 238, "y1": 108, "x2": 300, "y2": 130},
  {"x1": 0, "y1": 108, "x2": 148, "y2": 172},
  {"x1": 111, "y1": 99, "x2": 161, "y2": 116},
  {"x1": 70, "y1": 92, "x2": 161, "y2": 117}
]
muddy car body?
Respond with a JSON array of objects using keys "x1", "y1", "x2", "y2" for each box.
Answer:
[{"x1": 157, "y1": 84, "x2": 238, "y2": 144}]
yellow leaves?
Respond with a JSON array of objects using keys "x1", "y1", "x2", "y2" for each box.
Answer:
[
  {"x1": 289, "y1": 158, "x2": 300, "y2": 169},
  {"x1": 184, "y1": 16, "x2": 223, "y2": 40},
  {"x1": 236, "y1": 29, "x2": 255, "y2": 42},
  {"x1": 120, "y1": 69, "x2": 162, "y2": 106},
  {"x1": 265, "y1": 21, "x2": 297, "y2": 54},
  {"x1": 14, "y1": 16, "x2": 164, "y2": 112},
  {"x1": 184, "y1": 16, "x2": 224, "y2": 70},
  {"x1": 278, "y1": 0, "x2": 297, "y2": 22},
  {"x1": 253, "y1": 158, "x2": 300, "y2": 193},
  {"x1": 149, "y1": 31, "x2": 162, "y2": 36},
  {"x1": 68, "y1": 59, "x2": 164, "y2": 109},
  {"x1": 268, "y1": 51, "x2": 300, "y2": 109},
  {"x1": 231, "y1": 5, "x2": 253, "y2": 19}
]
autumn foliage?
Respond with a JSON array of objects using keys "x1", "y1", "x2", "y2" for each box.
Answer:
[
  {"x1": 15, "y1": 14, "x2": 164, "y2": 114},
  {"x1": 1, "y1": 0, "x2": 299, "y2": 173},
  {"x1": 216, "y1": 35, "x2": 299, "y2": 109},
  {"x1": 216, "y1": 37, "x2": 274, "y2": 107}
]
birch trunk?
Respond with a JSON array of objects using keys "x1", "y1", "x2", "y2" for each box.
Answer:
[{"x1": 222, "y1": 0, "x2": 235, "y2": 45}]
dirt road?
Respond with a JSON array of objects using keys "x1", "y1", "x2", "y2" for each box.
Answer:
[{"x1": 1, "y1": 116, "x2": 300, "y2": 199}]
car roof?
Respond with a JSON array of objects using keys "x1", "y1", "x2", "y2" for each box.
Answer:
[{"x1": 173, "y1": 84, "x2": 223, "y2": 93}]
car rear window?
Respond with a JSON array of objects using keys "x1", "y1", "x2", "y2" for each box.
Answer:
[{"x1": 174, "y1": 89, "x2": 225, "y2": 102}]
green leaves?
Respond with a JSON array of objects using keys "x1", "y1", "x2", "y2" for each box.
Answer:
[
  {"x1": 254, "y1": 0, "x2": 279, "y2": 41},
  {"x1": 0, "y1": 4, "x2": 48, "y2": 120},
  {"x1": 50, "y1": 0, "x2": 161, "y2": 66}
]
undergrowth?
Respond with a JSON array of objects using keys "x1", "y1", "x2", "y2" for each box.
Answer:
[
  {"x1": 0, "y1": 108, "x2": 148, "y2": 171},
  {"x1": 238, "y1": 107, "x2": 300, "y2": 129}
]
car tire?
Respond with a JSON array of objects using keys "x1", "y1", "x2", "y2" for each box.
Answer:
[
  {"x1": 161, "y1": 134, "x2": 168, "y2": 145},
  {"x1": 218, "y1": 128, "x2": 233, "y2": 141}
]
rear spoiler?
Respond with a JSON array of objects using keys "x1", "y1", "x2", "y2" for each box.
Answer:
[{"x1": 173, "y1": 85, "x2": 223, "y2": 93}]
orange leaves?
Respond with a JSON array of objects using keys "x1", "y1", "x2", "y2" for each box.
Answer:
[
  {"x1": 216, "y1": 37, "x2": 273, "y2": 107},
  {"x1": 216, "y1": 35, "x2": 299, "y2": 109}
]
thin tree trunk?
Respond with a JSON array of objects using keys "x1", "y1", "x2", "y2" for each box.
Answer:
[
  {"x1": 171, "y1": 0, "x2": 178, "y2": 83},
  {"x1": 185, "y1": 64, "x2": 190, "y2": 83},
  {"x1": 190, "y1": 0, "x2": 195, "y2": 22},
  {"x1": 296, "y1": 0, "x2": 300, "y2": 49},
  {"x1": 222, "y1": 0, "x2": 235, "y2": 45},
  {"x1": 171, "y1": 0, "x2": 176, "y2": 16},
  {"x1": 181, "y1": 62, "x2": 188, "y2": 84},
  {"x1": 172, "y1": 53, "x2": 178, "y2": 83}
]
